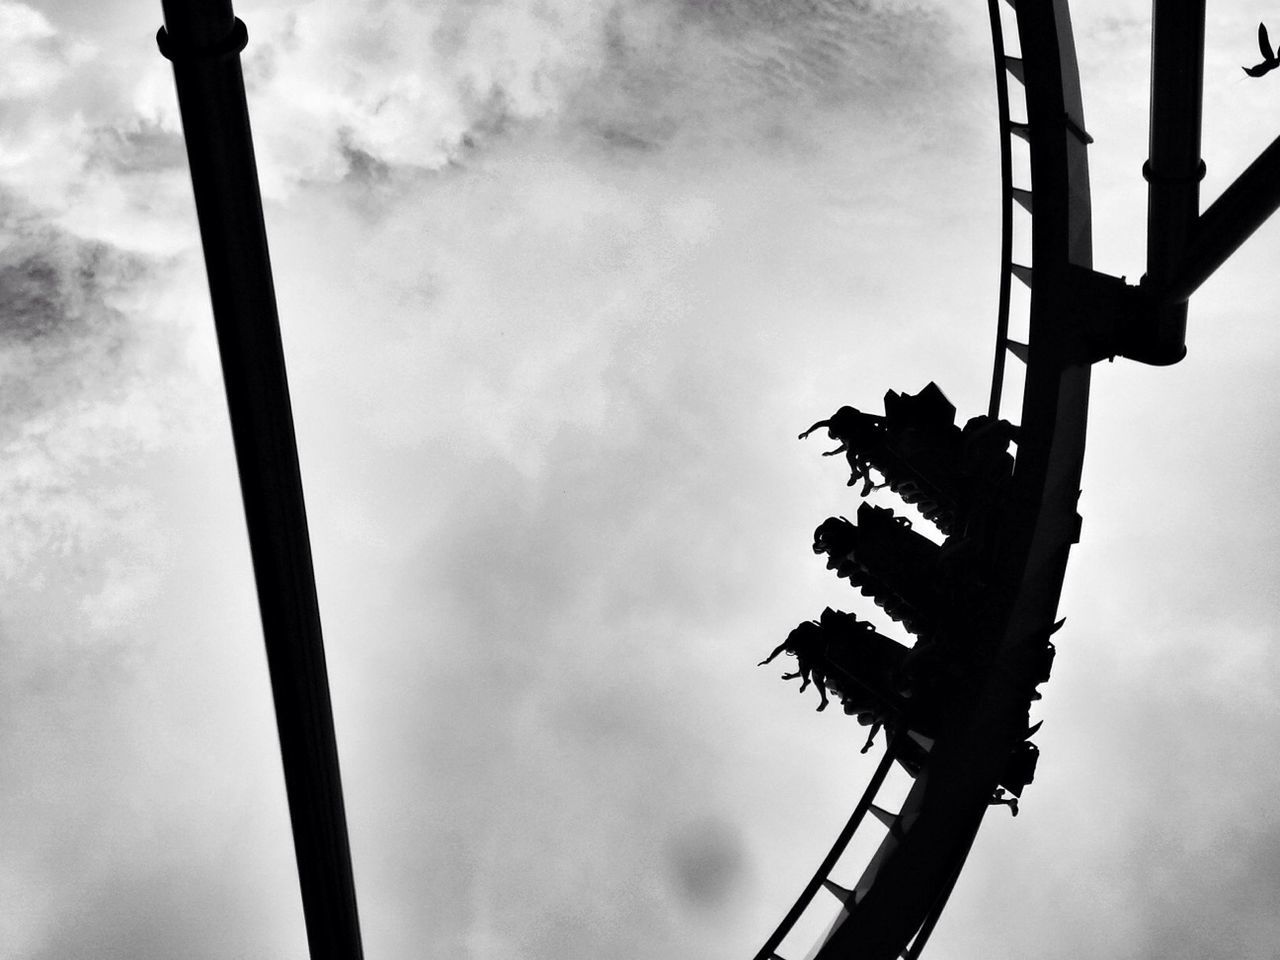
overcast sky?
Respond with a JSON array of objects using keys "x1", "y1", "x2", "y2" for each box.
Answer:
[{"x1": 2, "y1": 1, "x2": 1279, "y2": 958}]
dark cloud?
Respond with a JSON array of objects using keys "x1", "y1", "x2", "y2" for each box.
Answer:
[
  {"x1": 0, "y1": 209, "x2": 151, "y2": 424},
  {"x1": 339, "y1": 133, "x2": 393, "y2": 185},
  {"x1": 666, "y1": 815, "x2": 748, "y2": 912},
  {"x1": 0, "y1": 200, "x2": 206, "y2": 675},
  {"x1": 0, "y1": 231, "x2": 133, "y2": 344},
  {"x1": 86, "y1": 121, "x2": 187, "y2": 177},
  {"x1": 209, "y1": 0, "x2": 966, "y2": 185},
  {"x1": 564, "y1": 0, "x2": 959, "y2": 157},
  {"x1": 667, "y1": 0, "x2": 949, "y2": 87}
]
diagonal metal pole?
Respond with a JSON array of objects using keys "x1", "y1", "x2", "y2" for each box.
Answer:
[
  {"x1": 157, "y1": 2, "x2": 364, "y2": 958},
  {"x1": 1163, "y1": 132, "x2": 1280, "y2": 304}
]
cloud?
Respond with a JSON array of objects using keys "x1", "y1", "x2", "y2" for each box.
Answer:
[
  {"x1": 665, "y1": 815, "x2": 748, "y2": 912},
  {"x1": 137, "y1": 0, "x2": 975, "y2": 199},
  {"x1": 0, "y1": 214, "x2": 143, "y2": 346},
  {"x1": 0, "y1": 2, "x2": 89, "y2": 98},
  {"x1": 2, "y1": 0, "x2": 979, "y2": 237},
  {"x1": 0, "y1": 188, "x2": 264, "y2": 957},
  {"x1": 4, "y1": 2, "x2": 1197, "y2": 959},
  {"x1": 0, "y1": 2, "x2": 184, "y2": 228},
  {"x1": 28, "y1": 865, "x2": 300, "y2": 960},
  {"x1": 0, "y1": 196, "x2": 211, "y2": 577}
]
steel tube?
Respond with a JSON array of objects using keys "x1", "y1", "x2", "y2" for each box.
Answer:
[
  {"x1": 158, "y1": 3, "x2": 364, "y2": 958},
  {"x1": 1140, "y1": 0, "x2": 1206, "y2": 362}
]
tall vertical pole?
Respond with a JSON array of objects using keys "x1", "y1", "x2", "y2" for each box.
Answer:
[
  {"x1": 157, "y1": 3, "x2": 364, "y2": 958},
  {"x1": 1141, "y1": 0, "x2": 1205, "y2": 363}
]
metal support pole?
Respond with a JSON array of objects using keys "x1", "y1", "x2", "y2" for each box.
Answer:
[
  {"x1": 157, "y1": 3, "x2": 364, "y2": 958},
  {"x1": 1139, "y1": 0, "x2": 1206, "y2": 363}
]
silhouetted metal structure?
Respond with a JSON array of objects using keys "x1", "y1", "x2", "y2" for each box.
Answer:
[
  {"x1": 157, "y1": 2, "x2": 363, "y2": 959},
  {"x1": 752, "y1": 740, "x2": 901, "y2": 960},
  {"x1": 151, "y1": 0, "x2": 1280, "y2": 958},
  {"x1": 1139, "y1": 0, "x2": 1205, "y2": 364},
  {"x1": 755, "y1": 1, "x2": 1280, "y2": 958}
]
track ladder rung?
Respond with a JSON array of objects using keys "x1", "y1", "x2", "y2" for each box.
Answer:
[
  {"x1": 1008, "y1": 121, "x2": 1030, "y2": 141},
  {"x1": 1011, "y1": 262, "x2": 1032, "y2": 286},
  {"x1": 869, "y1": 803, "x2": 900, "y2": 830},
  {"x1": 907, "y1": 730, "x2": 935, "y2": 750},
  {"x1": 1006, "y1": 340, "x2": 1030, "y2": 363},
  {"x1": 1065, "y1": 114, "x2": 1095, "y2": 145},
  {"x1": 1004, "y1": 56, "x2": 1025, "y2": 84},
  {"x1": 1011, "y1": 187, "x2": 1033, "y2": 213},
  {"x1": 1002, "y1": 0, "x2": 1017, "y2": 8},
  {"x1": 822, "y1": 878, "x2": 855, "y2": 904}
]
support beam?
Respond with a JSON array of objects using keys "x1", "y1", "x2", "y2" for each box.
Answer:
[
  {"x1": 1163, "y1": 133, "x2": 1280, "y2": 304},
  {"x1": 900, "y1": 809, "x2": 986, "y2": 960},
  {"x1": 157, "y1": 3, "x2": 364, "y2": 958},
  {"x1": 1139, "y1": 0, "x2": 1206, "y2": 363}
]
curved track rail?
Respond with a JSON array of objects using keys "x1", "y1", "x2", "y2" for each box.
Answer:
[
  {"x1": 753, "y1": 1, "x2": 1094, "y2": 957},
  {"x1": 986, "y1": 0, "x2": 1017, "y2": 422}
]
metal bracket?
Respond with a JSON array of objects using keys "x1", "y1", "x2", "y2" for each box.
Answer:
[{"x1": 1066, "y1": 266, "x2": 1186, "y2": 366}]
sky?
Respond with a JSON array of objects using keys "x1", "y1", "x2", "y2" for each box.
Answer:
[{"x1": 1, "y1": 1, "x2": 1279, "y2": 958}]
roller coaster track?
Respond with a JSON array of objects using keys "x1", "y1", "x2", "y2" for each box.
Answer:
[{"x1": 752, "y1": 1, "x2": 1095, "y2": 957}]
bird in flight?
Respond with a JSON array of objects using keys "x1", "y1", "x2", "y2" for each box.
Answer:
[{"x1": 1243, "y1": 22, "x2": 1280, "y2": 77}]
